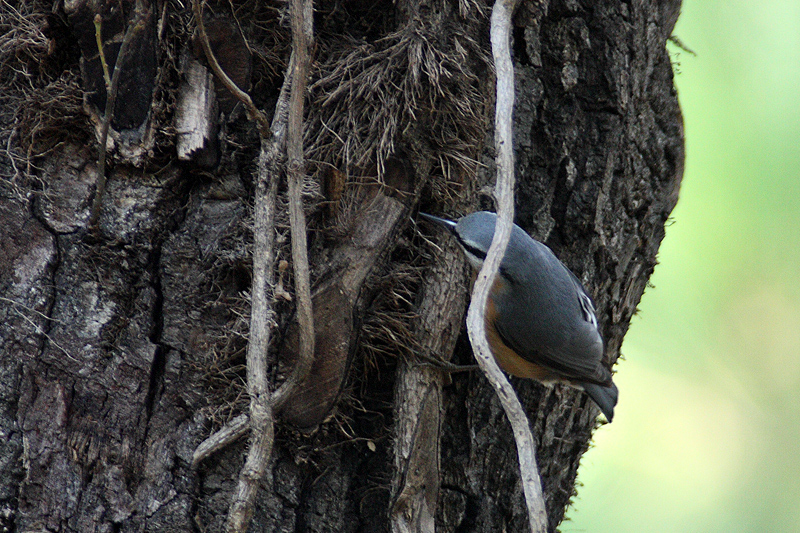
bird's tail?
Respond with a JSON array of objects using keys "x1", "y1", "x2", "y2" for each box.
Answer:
[{"x1": 580, "y1": 381, "x2": 619, "y2": 422}]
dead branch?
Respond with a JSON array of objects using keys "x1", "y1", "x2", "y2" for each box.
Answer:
[
  {"x1": 225, "y1": 136, "x2": 280, "y2": 533},
  {"x1": 189, "y1": 0, "x2": 312, "y2": 529},
  {"x1": 390, "y1": 238, "x2": 468, "y2": 533},
  {"x1": 88, "y1": 4, "x2": 149, "y2": 232},
  {"x1": 191, "y1": 73, "x2": 291, "y2": 471},
  {"x1": 268, "y1": 0, "x2": 315, "y2": 411},
  {"x1": 218, "y1": 21, "x2": 299, "y2": 530},
  {"x1": 191, "y1": 74, "x2": 293, "y2": 468},
  {"x1": 191, "y1": 0, "x2": 270, "y2": 136},
  {"x1": 191, "y1": 413, "x2": 249, "y2": 469},
  {"x1": 464, "y1": 0, "x2": 548, "y2": 532},
  {"x1": 93, "y1": 15, "x2": 111, "y2": 90}
]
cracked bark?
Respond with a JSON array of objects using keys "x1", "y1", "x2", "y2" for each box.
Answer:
[{"x1": 0, "y1": 0, "x2": 683, "y2": 531}]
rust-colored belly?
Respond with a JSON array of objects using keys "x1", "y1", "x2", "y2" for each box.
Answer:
[{"x1": 484, "y1": 290, "x2": 556, "y2": 381}]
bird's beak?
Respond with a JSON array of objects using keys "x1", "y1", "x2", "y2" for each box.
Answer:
[{"x1": 418, "y1": 212, "x2": 457, "y2": 234}]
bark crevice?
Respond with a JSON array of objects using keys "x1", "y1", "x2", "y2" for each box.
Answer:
[{"x1": 0, "y1": 0, "x2": 683, "y2": 530}]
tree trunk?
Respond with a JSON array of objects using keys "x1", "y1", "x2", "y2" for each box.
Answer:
[{"x1": 0, "y1": 0, "x2": 683, "y2": 531}]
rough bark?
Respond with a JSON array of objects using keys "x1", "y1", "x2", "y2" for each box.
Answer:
[
  {"x1": 0, "y1": 0, "x2": 683, "y2": 532},
  {"x1": 436, "y1": 2, "x2": 683, "y2": 529}
]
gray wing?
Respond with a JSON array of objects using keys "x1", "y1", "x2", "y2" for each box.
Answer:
[{"x1": 493, "y1": 269, "x2": 610, "y2": 385}]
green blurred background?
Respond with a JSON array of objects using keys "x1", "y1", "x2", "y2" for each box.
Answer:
[{"x1": 565, "y1": 1, "x2": 800, "y2": 531}]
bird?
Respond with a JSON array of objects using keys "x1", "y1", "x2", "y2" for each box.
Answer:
[{"x1": 419, "y1": 211, "x2": 618, "y2": 421}]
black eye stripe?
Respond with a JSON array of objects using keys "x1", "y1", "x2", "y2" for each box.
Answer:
[{"x1": 458, "y1": 239, "x2": 486, "y2": 260}]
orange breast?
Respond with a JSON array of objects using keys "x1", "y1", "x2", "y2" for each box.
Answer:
[{"x1": 484, "y1": 281, "x2": 556, "y2": 382}]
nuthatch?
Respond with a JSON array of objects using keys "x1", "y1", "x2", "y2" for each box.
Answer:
[{"x1": 420, "y1": 211, "x2": 618, "y2": 421}]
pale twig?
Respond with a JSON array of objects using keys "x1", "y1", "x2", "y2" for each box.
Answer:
[
  {"x1": 191, "y1": 413, "x2": 249, "y2": 468},
  {"x1": 88, "y1": 4, "x2": 149, "y2": 232},
  {"x1": 93, "y1": 15, "x2": 111, "y2": 90},
  {"x1": 225, "y1": 136, "x2": 279, "y2": 533},
  {"x1": 465, "y1": 0, "x2": 548, "y2": 531},
  {"x1": 191, "y1": 0, "x2": 270, "y2": 136},
  {"x1": 222, "y1": 38, "x2": 295, "y2": 533},
  {"x1": 221, "y1": 0, "x2": 313, "y2": 529},
  {"x1": 268, "y1": 0, "x2": 315, "y2": 411},
  {"x1": 191, "y1": 57, "x2": 293, "y2": 470},
  {"x1": 189, "y1": 0, "x2": 314, "y2": 527}
]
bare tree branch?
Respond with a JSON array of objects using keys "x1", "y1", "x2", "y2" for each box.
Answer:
[
  {"x1": 192, "y1": 66, "x2": 293, "y2": 472},
  {"x1": 390, "y1": 238, "x2": 467, "y2": 533},
  {"x1": 191, "y1": 414, "x2": 249, "y2": 468},
  {"x1": 269, "y1": 0, "x2": 315, "y2": 410},
  {"x1": 218, "y1": 28, "x2": 299, "y2": 532},
  {"x1": 191, "y1": 0, "x2": 270, "y2": 136},
  {"x1": 464, "y1": 0, "x2": 548, "y2": 531},
  {"x1": 88, "y1": 4, "x2": 148, "y2": 233},
  {"x1": 189, "y1": 0, "x2": 313, "y2": 529},
  {"x1": 93, "y1": 15, "x2": 111, "y2": 90},
  {"x1": 225, "y1": 137, "x2": 280, "y2": 532}
]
